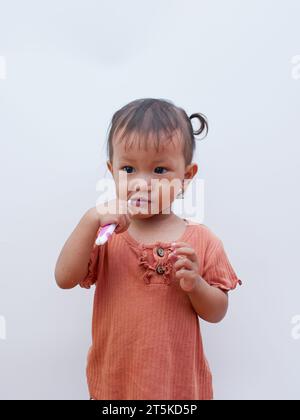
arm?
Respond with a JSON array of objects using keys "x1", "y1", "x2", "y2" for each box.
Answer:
[
  {"x1": 54, "y1": 207, "x2": 100, "y2": 289},
  {"x1": 170, "y1": 241, "x2": 230, "y2": 324},
  {"x1": 186, "y1": 276, "x2": 228, "y2": 323}
]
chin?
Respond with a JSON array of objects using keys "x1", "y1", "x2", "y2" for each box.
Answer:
[
  {"x1": 131, "y1": 213, "x2": 154, "y2": 219},
  {"x1": 131, "y1": 209, "x2": 163, "y2": 219}
]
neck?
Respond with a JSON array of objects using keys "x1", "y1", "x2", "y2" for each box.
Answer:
[{"x1": 130, "y1": 208, "x2": 178, "y2": 230}]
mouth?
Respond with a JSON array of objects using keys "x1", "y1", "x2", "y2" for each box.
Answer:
[{"x1": 129, "y1": 197, "x2": 152, "y2": 207}]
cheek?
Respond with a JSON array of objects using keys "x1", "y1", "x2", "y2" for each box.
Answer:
[
  {"x1": 161, "y1": 178, "x2": 182, "y2": 198},
  {"x1": 113, "y1": 172, "x2": 130, "y2": 199},
  {"x1": 155, "y1": 179, "x2": 182, "y2": 204}
]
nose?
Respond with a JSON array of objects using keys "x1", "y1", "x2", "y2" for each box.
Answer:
[{"x1": 129, "y1": 174, "x2": 152, "y2": 195}]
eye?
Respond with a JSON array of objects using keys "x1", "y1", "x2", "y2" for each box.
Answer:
[
  {"x1": 154, "y1": 167, "x2": 168, "y2": 174},
  {"x1": 121, "y1": 166, "x2": 135, "y2": 174}
]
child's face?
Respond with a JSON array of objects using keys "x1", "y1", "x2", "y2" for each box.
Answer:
[{"x1": 107, "y1": 130, "x2": 198, "y2": 218}]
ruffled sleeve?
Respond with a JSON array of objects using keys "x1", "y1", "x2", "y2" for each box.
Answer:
[
  {"x1": 79, "y1": 227, "x2": 103, "y2": 289},
  {"x1": 202, "y1": 239, "x2": 242, "y2": 292}
]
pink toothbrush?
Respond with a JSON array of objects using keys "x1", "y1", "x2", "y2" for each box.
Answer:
[{"x1": 95, "y1": 223, "x2": 117, "y2": 245}]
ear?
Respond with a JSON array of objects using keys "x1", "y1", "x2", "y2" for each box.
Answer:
[
  {"x1": 182, "y1": 163, "x2": 198, "y2": 192},
  {"x1": 107, "y1": 160, "x2": 113, "y2": 175},
  {"x1": 184, "y1": 162, "x2": 198, "y2": 180}
]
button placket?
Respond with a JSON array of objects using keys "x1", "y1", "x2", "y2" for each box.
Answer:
[
  {"x1": 154, "y1": 247, "x2": 166, "y2": 275},
  {"x1": 137, "y1": 244, "x2": 174, "y2": 285},
  {"x1": 153, "y1": 246, "x2": 174, "y2": 283}
]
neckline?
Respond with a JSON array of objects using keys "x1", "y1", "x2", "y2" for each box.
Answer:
[{"x1": 122, "y1": 218, "x2": 193, "y2": 249}]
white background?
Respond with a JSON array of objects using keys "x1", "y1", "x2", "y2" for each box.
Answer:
[{"x1": 1, "y1": 0, "x2": 300, "y2": 400}]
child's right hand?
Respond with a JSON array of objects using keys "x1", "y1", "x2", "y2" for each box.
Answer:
[{"x1": 94, "y1": 198, "x2": 134, "y2": 234}]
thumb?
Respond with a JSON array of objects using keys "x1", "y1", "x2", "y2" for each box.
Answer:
[{"x1": 180, "y1": 277, "x2": 194, "y2": 292}]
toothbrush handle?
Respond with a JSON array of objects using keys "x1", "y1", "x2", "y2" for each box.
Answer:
[{"x1": 95, "y1": 223, "x2": 117, "y2": 246}]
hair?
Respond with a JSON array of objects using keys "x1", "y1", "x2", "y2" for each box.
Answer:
[{"x1": 105, "y1": 98, "x2": 208, "y2": 166}]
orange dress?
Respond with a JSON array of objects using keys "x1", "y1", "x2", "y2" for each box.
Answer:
[{"x1": 79, "y1": 219, "x2": 242, "y2": 400}]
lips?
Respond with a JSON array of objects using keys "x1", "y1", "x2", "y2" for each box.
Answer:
[
  {"x1": 129, "y1": 196, "x2": 151, "y2": 206},
  {"x1": 130, "y1": 196, "x2": 151, "y2": 202}
]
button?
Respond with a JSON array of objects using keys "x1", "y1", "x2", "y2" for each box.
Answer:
[
  {"x1": 156, "y1": 247, "x2": 165, "y2": 257},
  {"x1": 156, "y1": 265, "x2": 165, "y2": 275}
]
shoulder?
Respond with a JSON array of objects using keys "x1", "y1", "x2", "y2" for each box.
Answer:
[
  {"x1": 186, "y1": 219, "x2": 221, "y2": 242},
  {"x1": 185, "y1": 220, "x2": 223, "y2": 255}
]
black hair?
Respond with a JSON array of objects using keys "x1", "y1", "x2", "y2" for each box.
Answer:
[{"x1": 106, "y1": 98, "x2": 208, "y2": 165}]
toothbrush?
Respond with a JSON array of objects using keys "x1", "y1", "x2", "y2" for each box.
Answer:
[
  {"x1": 95, "y1": 223, "x2": 117, "y2": 245},
  {"x1": 95, "y1": 198, "x2": 134, "y2": 246}
]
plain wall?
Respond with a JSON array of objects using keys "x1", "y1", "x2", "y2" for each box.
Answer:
[{"x1": 1, "y1": 0, "x2": 300, "y2": 399}]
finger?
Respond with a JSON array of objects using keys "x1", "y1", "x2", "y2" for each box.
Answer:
[
  {"x1": 171, "y1": 241, "x2": 190, "y2": 248},
  {"x1": 122, "y1": 213, "x2": 131, "y2": 228},
  {"x1": 173, "y1": 257, "x2": 194, "y2": 271},
  {"x1": 180, "y1": 276, "x2": 197, "y2": 293},
  {"x1": 114, "y1": 216, "x2": 128, "y2": 233},
  {"x1": 120, "y1": 215, "x2": 131, "y2": 232},
  {"x1": 169, "y1": 247, "x2": 198, "y2": 263},
  {"x1": 175, "y1": 268, "x2": 197, "y2": 281},
  {"x1": 114, "y1": 224, "x2": 123, "y2": 233}
]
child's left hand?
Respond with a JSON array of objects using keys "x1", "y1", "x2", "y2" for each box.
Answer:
[{"x1": 169, "y1": 241, "x2": 201, "y2": 293}]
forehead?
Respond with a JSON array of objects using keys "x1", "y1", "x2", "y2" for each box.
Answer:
[{"x1": 112, "y1": 129, "x2": 184, "y2": 161}]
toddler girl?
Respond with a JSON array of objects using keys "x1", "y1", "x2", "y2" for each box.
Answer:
[{"x1": 55, "y1": 98, "x2": 242, "y2": 400}]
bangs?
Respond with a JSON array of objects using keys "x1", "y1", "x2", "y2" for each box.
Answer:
[{"x1": 115, "y1": 125, "x2": 184, "y2": 155}]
